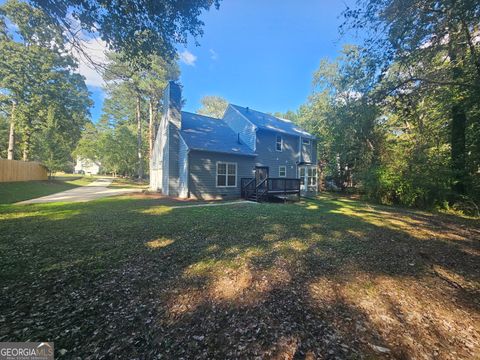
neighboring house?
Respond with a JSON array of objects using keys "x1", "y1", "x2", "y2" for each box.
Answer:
[
  {"x1": 74, "y1": 157, "x2": 101, "y2": 175},
  {"x1": 150, "y1": 81, "x2": 318, "y2": 200}
]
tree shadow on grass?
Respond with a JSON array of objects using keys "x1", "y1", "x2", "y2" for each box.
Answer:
[{"x1": 0, "y1": 195, "x2": 478, "y2": 358}]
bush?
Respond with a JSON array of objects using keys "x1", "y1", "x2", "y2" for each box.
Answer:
[{"x1": 361, "y1": 163, "x2": 453, "y2": 209}]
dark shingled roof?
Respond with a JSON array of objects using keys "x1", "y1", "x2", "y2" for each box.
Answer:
[
  {"x1": 180, "y1": 112, "x2": 256, "y2": 156},
  {"x1": 230, "y1": 104, "x2": 315, "y2": 139}
]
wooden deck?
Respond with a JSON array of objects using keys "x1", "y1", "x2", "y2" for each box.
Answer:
[{"x1": 241, "y1": 177, "x2": 301, "y2": 202}]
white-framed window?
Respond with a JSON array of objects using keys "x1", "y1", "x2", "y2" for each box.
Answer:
[
  {"x1": 299, "y1": 166, "x2": 317, "y2": 187},
  {"x1": 299, "y1": 167, "x2": 306, "y2": 186},
  {"x1": 307, "y1": 167, "x2": 317, "y2": 186},
  {"x1": 216, "y1": 162, "x2": 237, "y2": 187},
  {"x1": 276, "y1": 135, "x2": 283, "y2": 151},
  {"x1": 279, "y1": 165, "x2": 287, "y2": 177},
  {"x1": 302, "y1": 138, "x2": 310, "y2": 145}
]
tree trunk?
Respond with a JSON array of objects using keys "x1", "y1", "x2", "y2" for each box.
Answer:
[
  {"x1": 448, "y1": 40, "x2": 467, "y2": 195},
  {"x1": 136, "y1": 95, "x2": 143, "y2": 180},
  {"x1": 7, "y1": 102, "x2": 16, "y2": 160},
  {"x1": 451, "y1": 104, "x2": 467, "y2": 194},
  {"x1": 22, "y1": 126, "x2": 31, "y2": 162},
  {"x1": 317, "y1": 161, "x2": 324, "y2": 192},
  {"x1": 148, "y1": 98, "x2": 156, "y2": 169}
]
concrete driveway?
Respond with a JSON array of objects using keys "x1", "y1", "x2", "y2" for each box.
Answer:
[{"x1": 18, "y1": 178, "x2": 142, "y2": 204}]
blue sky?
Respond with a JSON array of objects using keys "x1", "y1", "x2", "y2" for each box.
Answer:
[
  {"x1": 176, "y1": 1, "x2": 356, "y2": 114},
  {"x1": 86, "y1": 0, "x2": 359, "y2": 122},
  {"x1": 1, "y1": 0, "x2": 357, "y2": 121}
]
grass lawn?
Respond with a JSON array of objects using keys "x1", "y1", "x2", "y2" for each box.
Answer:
[
  {"x1": 0, "y1": 176, "x2": 96, "y2": 204},
  {"x1": 0, "y1": 194, "x2": 478, "y2": 358},
  {"x1": 108, "y1": 177, "x2": 149, "y2": 189}
]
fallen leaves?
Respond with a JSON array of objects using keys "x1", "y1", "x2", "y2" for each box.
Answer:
[{"x1": 0, "y1": 195, "x2": 478, "y2": 358}]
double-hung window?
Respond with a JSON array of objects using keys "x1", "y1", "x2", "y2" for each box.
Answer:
[
  {"x1": 307, "y1": 167, "x2": 317, "y2": 186},
  {"x1": 216, "y1": 162, "x2": 237, "y2": 187},
  {"x1": 279, "y1": 166, "x2": 287, "y2": 177},
  {"x1": 276, "y1": 135, "x2": 283, "y2": 151},
  {"x1": 299, "y1": 167, "x2": 306, "y2": 186}
]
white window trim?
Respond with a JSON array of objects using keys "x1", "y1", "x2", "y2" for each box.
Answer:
[
  {"x1": 298, "y1": 167, "x2": 305, "y2": 186},
  {"x1": 298, "y1": 166, "x2": 318, "y2": 188},
  {"x1": 216, "y1": 161, "x2": 237, "y2": 188},
  {"x1": 307, "y1": 167, "x2": 317, "y2": 186},
  {"x1": 279, "y1": 165, "x2": 287, "y2": 177},
  {"x1": 276, "y1": 135, "x2": 283, "y2": 152}
]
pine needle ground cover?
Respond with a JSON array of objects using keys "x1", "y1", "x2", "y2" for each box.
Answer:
[{"x1": 0, "y1": 194, "x2": 478, "y2": 358}]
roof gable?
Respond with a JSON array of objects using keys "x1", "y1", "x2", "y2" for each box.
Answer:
[
  {"x1": 229, "y1": 104, "x2": 315, "y2": 139},
  {"x1": 180, "y1": 112, "x2": 256, "y2": 156}
]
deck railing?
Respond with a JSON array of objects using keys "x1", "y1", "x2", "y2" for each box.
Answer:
[
  {"x1": 267, "y1": 178, "x2": 301, "y2": 193},
  {"x1": 240, "y1": 177, "x2": 256, "y2": 198},
  {"x1": 241, "y1": 177, "x2": 300, "y2": 201}
]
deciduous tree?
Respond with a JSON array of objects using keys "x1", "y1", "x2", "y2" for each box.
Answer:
[
  {"x1": 197, "y1": 96, "x2": 228, "y2": 119},
  {"x1": 343, "y1": 0, "x2": 480, "y2": 196},
  {"x1": 0, "y1": 0, "x2": 91, "y2": 163},
  {"x1": 28, "y1": 0, "x2": 221, "y2": 63}
]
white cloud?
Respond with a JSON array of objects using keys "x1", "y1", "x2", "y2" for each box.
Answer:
[
  {"x1": 72, "y1": 38, "x2": 108, "y2": 88},
  {"x1": 209, "y1": 49, "x2": 218, "y2": 61},
  {"x1": 179, "y1": 49, "x2": 197, "y2": 66}
]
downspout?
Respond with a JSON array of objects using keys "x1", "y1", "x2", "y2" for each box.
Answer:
[{"x1": 297, "y1": 136, "x2": 302, "y2": 177}]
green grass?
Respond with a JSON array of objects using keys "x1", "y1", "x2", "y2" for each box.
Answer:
[
  {"x1": 0, "y1": 176, "x2": 96, "y2": 204},
  {"x1": 0, "y1": 194, "x2": 478, "y2": 358},
  {"x1": 107, "y1": 177, "x2": 149, "y2": 189}
]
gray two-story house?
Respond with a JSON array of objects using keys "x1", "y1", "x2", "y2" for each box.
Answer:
[{"x1": 150, "y1": 81, "x2": 318, "y2": 200}]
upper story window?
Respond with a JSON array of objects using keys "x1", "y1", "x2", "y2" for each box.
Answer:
[
  {"x1": 216, "y1": 162, "x2": 237, "y2": 187},
  {"x1": 279, "y1": 166, "x2": 287, "y2": 177},
  {"x1": 302, "y1": 138, "x2": 310, "y2": 145},
  {"x1": 276, "y1": 135, "x2": 283, "y2": 151}
]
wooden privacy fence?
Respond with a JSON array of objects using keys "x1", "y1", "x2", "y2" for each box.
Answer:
[{"x1": 0, "y1": 159, "x2": 48, "y2": 182}]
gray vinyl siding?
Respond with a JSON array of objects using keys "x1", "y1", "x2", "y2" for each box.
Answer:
[
  {"x1": 254, "y1": 130, "x2": 300, "y2": 178},
  {"x1": 152, "y1": 93, "x2": 317, "y2": 198},
  {"x1": 167, "y1": 123, "x2": 180, "y2": 196},
  {"x1": 150, "y1": 112, "x2": 170, "y2": 192},
  {"x1": 188, "y1": 150, "x2": 255, "y2": 199},
  {"x1": 178, "y1": 136, "x2": 189, "y2": 198},
  {"x1": 223, "y1": 105, "x2": 256, "y2": 151},
  {"x1": 161, "y1": 122, "x2": 169, "y2": 194}
]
